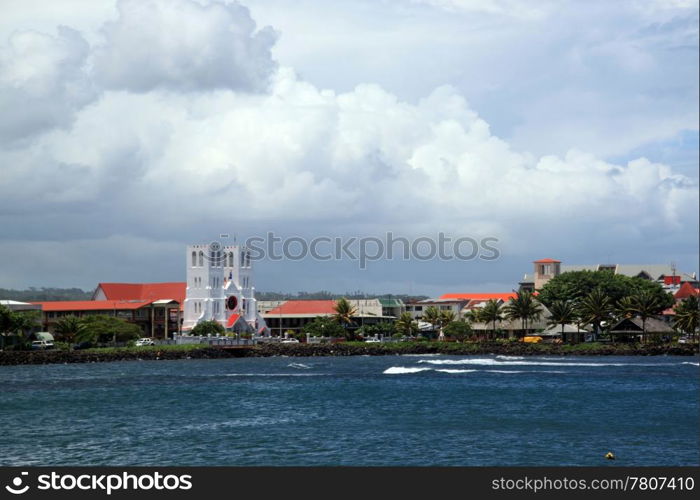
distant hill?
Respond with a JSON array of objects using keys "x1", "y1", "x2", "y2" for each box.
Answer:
[
  {"x1": 0, "y1": 287, "x2": 92, "y2": 302},
  {"x1": 256, "y1": 291, "x2": 429, "y2": 302}
]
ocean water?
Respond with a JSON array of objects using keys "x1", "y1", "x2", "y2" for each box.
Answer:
[{"x1": 0, "y1": 355, "x2": 697, "y2": 466}]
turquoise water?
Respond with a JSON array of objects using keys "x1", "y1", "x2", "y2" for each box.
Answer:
[{"x1": 0, "y1": 355, "x2": 698, "y2": 466}]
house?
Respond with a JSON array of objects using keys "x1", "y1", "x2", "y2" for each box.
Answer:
[{"x1": 405, "y1": 298, "x2": 469, "y2": 321}]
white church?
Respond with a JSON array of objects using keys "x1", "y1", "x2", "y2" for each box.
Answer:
[{"x1": 182, "y1": 242, "x2": 268, "y2": 334}]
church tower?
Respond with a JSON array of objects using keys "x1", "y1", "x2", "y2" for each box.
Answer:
[{"x1": 182, "y1": 242, "x2": 262, "y2": 332}]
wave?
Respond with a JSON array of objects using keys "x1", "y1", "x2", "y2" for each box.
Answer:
[
  {"x1": 486, "y1": 370, "x2": 525, "y2": 373},
  {"x1": 383, "y1": 367, "x2": 432, "y2": 374},
  {"x1": 495, "y1": 355, "x2": 524, "y2": 360},
  {"x1": 288, "y1": 363, "x2": 311, "y2": 369},
  {"x1": 435, "y1": 369, "x2": 477, "y2": 374},
  {"x1": 225, "y1": 373, "x2": 325, "y2": 377},
  {"x1": 417, "y1": 358, "x2": 682, "y2": 368},
  {"x1": 682, "y1": 362, "x2": 699, "y2": 366},
  {"x1": 401, "y1": 353, "x2": 442, "y2": 357}
]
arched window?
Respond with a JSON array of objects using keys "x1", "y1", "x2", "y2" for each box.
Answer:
[
  {"x1": 246, "y1": 251, "x2": 250, "y2": 267},
  {"x1": 191, "y1": 251, "x2": 196, "y2": 267},
  {"x1": 240, "y1": 250, "x2": 244, "y2": 267},
  {"x1": 228, "y1": 252, "x2": 234, "y2": 267},
  {"x1": 198, "y1": 251, "x2": 204, "y2": 267}
]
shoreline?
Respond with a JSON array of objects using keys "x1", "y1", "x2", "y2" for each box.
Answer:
[{"x1": 1, "y1": 342, "x2": 698, "y2": 366}]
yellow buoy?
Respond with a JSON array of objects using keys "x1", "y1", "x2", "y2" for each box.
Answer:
[{"x1": 605, "y1": 452, "x2": 615, "y2": 460}]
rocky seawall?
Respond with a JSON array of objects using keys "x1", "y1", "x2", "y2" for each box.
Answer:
[{"x1": 1, "y1": 342, "x2": 697, "y2": 366}]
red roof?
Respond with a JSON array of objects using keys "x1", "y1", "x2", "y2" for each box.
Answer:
[
  {"x1": 96, "y1": 282, "x2": 186, "y2": 304},
  {"x1": 439, "y1": 293, "x2": 518, "y2": 302},
  {"x1": 266, "y1": 300, "x2": 337, "y2": 316},
  {"x1": 675, "y1": 282, "x2": 699, "y2": 300},
  {"x1": 32, "y1": 300, "x2": 154, "y2": 312},
  {"x1": 226, "y1": 313, "x2": 241, "y2": 328},
  {"x1": 533, "y1": 258, "x2": 561, "y2": 263}
]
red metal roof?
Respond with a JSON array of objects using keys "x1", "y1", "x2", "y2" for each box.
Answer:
[
  {"x1": 439, "y1": 293, "x2": 518, "y2": 302},
  {"x1": 533, "y1": 258, "x2": 561, "y2": 263},
  {"x1": 266, "y1": 300, "x2": 337, "y2": 316},
  {"x1": 32, "y1": 300, "x2": 154, "y2": 312},
  {"x1": 97, "y1": 282, "x2": 186, "y2": 304},
  {"x1": 674, "y1": 282, "x2": 699, "y2": 300},
  {"x1": 226, "y1": 313, "x2": 241, "y2": 328}
]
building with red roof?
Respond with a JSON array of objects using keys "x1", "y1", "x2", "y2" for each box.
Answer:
[{"x1": 32, "y1": 299, "x2": 181, "y2": 338}]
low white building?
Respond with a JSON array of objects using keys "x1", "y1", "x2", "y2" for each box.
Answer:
[{"x1": 182, "y1": 243, "x2": 267, "y2": 334}]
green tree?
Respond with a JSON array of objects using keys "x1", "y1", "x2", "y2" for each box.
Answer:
[
  {"x1": 190, "y1": 320, "x2": 226, "y2": 337},
  {"x1": 673, "y1": 295, "x2": 699, "y2": 341},
  {"x1": 503, "y1": 291, "x2": 543, "y2": 338},
  {"x1": 302, "y1": 316, "x2": 345, "y2": 338},
  {"x1": 0, "y1": 305, "x2": 40, "y2": 349},
  {"x1": 53, "y1": 315, "x2": 86, "y2": 343},
  {"x1": 443, "y1": 321, "x2": 472, "y2": 341},
  {"x1": 395, "y1": 312, "x2": 419, "y2": 338},
  {"x1": 547, "y1": 300, "x2": 577, "y2": 343},
  {"x1": 422, "y1": 306, "x2": 441, "y2": 334},
  {"x1": 577, "y1": 289, "x2": 613, "y2": 340},
  {"x1": 478, "y1": 299, "x2": 503, "y2": 340},
  {"x1": 537, "y1": 270, "x2": 674, "y2": 310},
  {"x1": 357, "y1": 322, "x2": 395, "y2": 339},
  {"x1": 333, "y1": 298, "x2": 357, "y2": 326},
  {"x1": 628, "y1": 290, "x2": 665, "y2": 343}
]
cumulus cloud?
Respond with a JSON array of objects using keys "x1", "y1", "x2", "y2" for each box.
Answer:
[
  {"x1": 93, "y1": 0, "x2": 278, "y2": 92},
  {"x1": 0, "y1": 25, "x2": 95, "y2": 142},
  {"x1": 0, "y1": 0, "x2": 697, "y2": 290}
]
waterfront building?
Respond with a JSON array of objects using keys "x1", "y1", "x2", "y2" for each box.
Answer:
[
  {"x1": 32, "y1": 299, "x2": 181, "y2": 338},
  {"x1": 263, "y1": 299, "x2": 396, "y2": 335},
  {"x1": 182, "y1": 243, "x2": 268, "y2": 334}
]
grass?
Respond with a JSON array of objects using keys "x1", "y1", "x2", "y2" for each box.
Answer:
[{"x1": 80, "y1": 344, "x2": 208, "y2": 354}]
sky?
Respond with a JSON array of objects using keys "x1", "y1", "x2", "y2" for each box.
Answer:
[{"x1": 0, "y1": 0, "x2": 698, "y2": 296}]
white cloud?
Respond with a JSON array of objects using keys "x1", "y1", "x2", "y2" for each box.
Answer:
[
  {"x1": 0, "y1": 26, "x2": 95, "y2": 142},
  {"x1": 93, "y1": 0, "x2": 278, "y2": 92},
  {"x1": 0, "y1": 0, "x2": 696, "y2": 290}
]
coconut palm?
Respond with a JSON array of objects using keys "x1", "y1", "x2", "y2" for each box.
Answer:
[
  {"x1": 503, "y1": 291, "x2": 543, "y2": 338},
  {"x1": 674, "y1": 295, "x2": 699, "y2": 341},
  {"x1": 478, "y1": 300, "x2": 503, "y2": 340},
  {"x1": 395, "y1": 312, "x2": 419, "y2": 338},
  {"x1": 333, "y1": 298, "x2": 357, "y2": 326},
  {"x1": 422, "y1": 306, "x2": 441, "y2": 335},
  {"x1": 53, "y1": 315, "x2": 86, "y2": 343},
  {"x1": 547, "y1": 300, "x2": 577, "y2": 343},
  {"x1": 577, "y1": 288, "x2": 613, "y2": 341},
  {"x1": 629, "y1": 290, "x2": 664, "y2": 343}
]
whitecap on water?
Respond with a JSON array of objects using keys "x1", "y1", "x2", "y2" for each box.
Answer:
[
  {"x1": 434, "y1": 369, "x2": 477, "y2": 374},
  {"x1": 288, "y1": 363, "x2": 311, "y2": 369},
  {"x1": 383, "y1": 367, "x2": 432, "y2": 375}
]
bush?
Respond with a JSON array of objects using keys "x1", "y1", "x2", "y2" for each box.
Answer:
[{"x1": 191, "y1": 320, "x2": 226, "y2": 336}]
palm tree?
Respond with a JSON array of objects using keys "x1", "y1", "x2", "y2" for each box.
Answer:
[
  {"x1": 422, "y1": 306, "x2": 441, "y2": 337},
  {"x1": 547, "y1": 300, "x2": 577, "y2": 343},
  {"x1": 53, "y1": 315, "x2": 86, "y2": 343},
  {"x1": 438, "y1": 310, "x2": 456, "y2": 341},
  {"x1": 333, "y1": 298, "x2": 357, "y2": 326},
  {"x1": 503, "y1": 291, "x2": 542, "y2": 338},
  {"x1": 333, "y1": 298, "x2": 358, "y2": 340},
  {"x1": 674, "y1": 295, "x2": 699, "y2": 341},
  {"x1": 395, "y1": 312, "x2": 419, "y2": 338},
  {"x1": 479, "y1": 300, "x2": 503, "y2": 340},
  {"x1": 629, "y1": 290, "x2": 664, "y2": 343},
  {"x1": 577, "y1": 289, "x2": 612, "y2": 341}
]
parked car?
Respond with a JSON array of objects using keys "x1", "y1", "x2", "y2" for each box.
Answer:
[
  {"x1": 72, "y1": 341, "x2": 93, "y2": 350},
  {"x1": 281, "y1": 338, "x2": 299, "y2": 344},
  {"x1": 135, "y1": 338, "x2": 156, "y2": 346},
  {"x1": 31, "y1": 340, "x2": 54, "y2": 350},
  {"x1": 364, "y1": 338, "x2": 381, "y2": 343}
]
